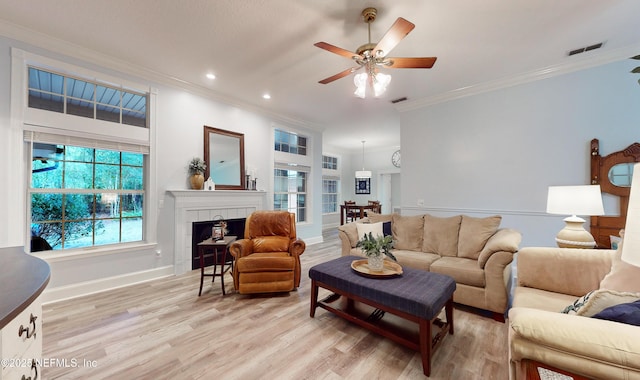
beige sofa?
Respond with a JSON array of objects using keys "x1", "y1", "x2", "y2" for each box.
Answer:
[
  {"x1": 509, "y1": 246, "x2": 640, "y2": 380},
  {"x1": 338, "y1": 213, "x2": 522, "y2": 320}
]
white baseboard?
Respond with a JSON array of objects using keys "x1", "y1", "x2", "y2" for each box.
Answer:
[
  {"x1": 41, "y1": 265, "x2": 175, "y2": 304},
  {"x1": 304, "y1": 235, "x2": 324, "y2": 246}
]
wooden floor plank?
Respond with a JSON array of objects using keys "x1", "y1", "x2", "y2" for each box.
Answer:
[{"x1": 42, "y1": 228, "x2": 509, "y2": 379}]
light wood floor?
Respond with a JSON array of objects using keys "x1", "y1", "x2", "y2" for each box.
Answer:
[{"x1": 42, "y1": 229, "x2": 509, "y2": 380}]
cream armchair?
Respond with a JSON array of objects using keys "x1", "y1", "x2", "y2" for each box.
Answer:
[{"x1": 509, "y1": 247, "x2": 640, "y2": 380}]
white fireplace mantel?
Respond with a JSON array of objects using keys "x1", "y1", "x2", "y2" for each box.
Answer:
[{"x1": 167, "y1": 190, "x2": 266, "y2": 275}]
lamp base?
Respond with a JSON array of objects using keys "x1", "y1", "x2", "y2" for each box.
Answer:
[{"x1": 555, "y1": 216, "x2": 596, "y2": 249}]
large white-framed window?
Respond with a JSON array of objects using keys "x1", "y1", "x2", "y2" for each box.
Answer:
[
  {"x1": 322, "y1": 178, "x2": 339, "y2": 214},
  {"x1": 274, "y1": 164, "x2": 309, "y2": 223},
  {"x1": 273, "y1": 127, "x2": 312, "y2": 223},
  {"x1": 12, "y1": 48, "x2": 157, "y2": 255},
  {"x1": 322, "y1": 154, "x2": 340, "y2": 214}
]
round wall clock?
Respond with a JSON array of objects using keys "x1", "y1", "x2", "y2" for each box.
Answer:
[{"x1": 391, "y1": 150, "x2": 401, "y2": 168}]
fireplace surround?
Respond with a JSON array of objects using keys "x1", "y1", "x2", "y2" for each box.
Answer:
[{"x1": 167, "y1": 190, "x2": 266, "y2": 275}]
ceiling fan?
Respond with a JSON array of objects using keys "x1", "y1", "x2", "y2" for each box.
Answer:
[{"x1": 314, "y1": 7, "x2": 437, "y2": 92}]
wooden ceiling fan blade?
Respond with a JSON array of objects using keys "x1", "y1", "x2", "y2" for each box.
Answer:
[
  {"x1": 314, "y1": 42, "x2": 360, "y2": 59},
  {"x1": 386, "y1": 57, "x2": 437, "y2": 69},
  {"x1": 373, "y1": 17, "x2": 415, "y2": 57},
  {"x1": 318, "y1": 67, "x2": 358, "y2": 84}
]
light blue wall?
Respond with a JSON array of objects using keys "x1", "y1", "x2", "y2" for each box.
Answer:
[{"x1": 400, "y1": 58, "x2": 640, "y2": 247}]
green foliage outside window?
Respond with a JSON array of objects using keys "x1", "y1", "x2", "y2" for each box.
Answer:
[{"x1": 31, "y1": 144, "x2": 144, "y2": 250}]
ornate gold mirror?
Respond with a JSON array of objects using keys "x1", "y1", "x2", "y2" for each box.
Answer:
[{"x1": 204, "y1": 126, "x2": 245, "y2": 190}]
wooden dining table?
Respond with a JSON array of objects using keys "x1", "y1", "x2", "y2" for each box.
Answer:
[{"x1": 340, "y1": 203, "x2": 382, "y2": 225}]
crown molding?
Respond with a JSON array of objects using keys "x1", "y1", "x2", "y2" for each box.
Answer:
[
  {"x1": 0, "y1": 18, "x2": 319, "y2": 130},
  {"x1": 395, "y1": 42, "x2": 640, "y2": 113}
]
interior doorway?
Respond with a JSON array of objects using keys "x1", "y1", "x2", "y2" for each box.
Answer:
[{"x1": 379, "y1": 172, "x2": 401, "y2": 214}]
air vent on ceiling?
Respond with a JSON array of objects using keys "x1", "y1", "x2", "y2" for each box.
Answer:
[
  {"x1": 568, "y1": 42, "x2": 604, "y2": 56},
  {"x1": 391, "y1": 97, "x2": 407, "y2": 104}
]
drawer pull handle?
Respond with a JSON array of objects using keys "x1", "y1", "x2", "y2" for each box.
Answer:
[
  {"x1": 21, "y1": 359, "x2": 38, "y2": 380},
  {"x1": 18, "y1": 313, "x2": 38, "y2": 340}
]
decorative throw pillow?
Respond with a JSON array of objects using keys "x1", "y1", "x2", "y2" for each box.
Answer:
[
  {"x1": 382, "y1": 221, "x2": 392, "y2": 237},
  {"x1": 562, "y1": 291, "x2": 595, "y2": 315},
  {"x1": 561, "y1": 289, "x2": 640, "y2": 317},
  {"x1": 356, "y1": 222, "x2": 383, "y2": 240},
  {"x1": 391, "y1": 214, "x2": 424, "y2": 251},
  {"x1": 600, "y1": 238, "x2": 640, "y2": 293},
  {"x1": 422, "y1": 214, "x2": 462, "y2": 257},
  {"x1": 592, "y1": 299, "x2": 640, "y2": 326},
  {"x1": 457, "y1": 215, "x2": 502, "y2": 259}
]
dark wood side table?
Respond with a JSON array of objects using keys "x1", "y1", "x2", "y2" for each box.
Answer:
[{"x1": 197, "y1": 235, "x2": 237, "y2": 296}]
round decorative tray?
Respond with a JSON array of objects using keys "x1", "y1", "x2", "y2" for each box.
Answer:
[{"x1": 350, "y1": 259, "x2": 403, "y2": 278}]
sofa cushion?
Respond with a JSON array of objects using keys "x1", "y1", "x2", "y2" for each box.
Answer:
[
  {"x1": 600, "y1": 239, "x2": 640, "y2": 293},
  {"x1": 392, "y1": 249, "x2": 440, "y2": 271},
  {"x1": 458, "y1": 215, "x2": 502, "y2": 260},
  {"x1": 367, "y1": 212, "x2": 394, "y2": 224},
  {"x1": 392, "y1": 214, "x2": 424, "y2": 251},
  {"x1": 421, "y1": 214, "x2": 461, "y2": 257},
  {"x1": 561, "y1": 289, "x2": 640, "y2": 317},
  {"x1": 592, "y1": 300, "x2": 640, "y2": 326},
  {"x1": 356, "y1": 222, "x2": 383, "y2": 240},
  {"x1": 430, "y1": 256, "x2": 485, "y2": 288},
  {"x1": 512, "y1": 286, "x2": 577, "y2": 312}
]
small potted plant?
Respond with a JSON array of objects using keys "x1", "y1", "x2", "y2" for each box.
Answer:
[
  {"x1": 188, "y1": 157, "x2": 207, "y2": 189},
  {"x1": 356, "y1": 232, "x2": 396, "y2": 272}
]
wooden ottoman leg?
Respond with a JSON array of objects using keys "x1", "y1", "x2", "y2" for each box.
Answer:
[
  {"x1": 310, "y1": 280, "x2": 318, "y2": 317},
  {"x1": 446, "y1": 298, "x2": 454, "y2": 334},
  {"x1": 419, "y1": 318, "x2": 432, "y2": 377}
]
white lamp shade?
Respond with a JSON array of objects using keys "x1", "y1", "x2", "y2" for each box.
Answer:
[
  {"x1": 621, "y1": 163, "x2": 640, "y2": 267},
  {"x1": 546, "y1": 185, "x2": 605, "y2": 216},
  {"x1": 355, "y1": 170, "x2": 371, "y2": 179}
]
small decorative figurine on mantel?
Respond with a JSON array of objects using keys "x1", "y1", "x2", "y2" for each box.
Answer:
[{"x1": 204, "y1": 177, "x2": 215, "y2": 191}]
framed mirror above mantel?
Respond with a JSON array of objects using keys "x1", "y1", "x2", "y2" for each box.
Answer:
[{"x1": 203, "y1": 126, "x2": 246, "y2": 190}]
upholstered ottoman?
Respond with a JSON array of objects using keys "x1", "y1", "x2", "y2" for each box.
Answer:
[{"x1": 309, "y1": 255, "x2": 456, "y2": 376}]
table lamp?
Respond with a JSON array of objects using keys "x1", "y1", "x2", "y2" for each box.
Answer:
[
  {"x1": 621, "y1": 163, "x2": 640, "y2": 267},
  {"x1": 546, "y1": 185, "x2": 605, "y2": 248}
]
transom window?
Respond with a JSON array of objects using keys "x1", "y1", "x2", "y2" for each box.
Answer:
[
  {"x1": 28, "y1": 67, "x2": 147, "y2": 128},
  {"x1": 30, "y1": 143, "x2": 144, "y2": 250},
  {"x1": 322, "y1": 155, "x2": 338, "y2": 170},
  {"x1": 274, "y1": 129, "x2": 307, "y2": 156}
]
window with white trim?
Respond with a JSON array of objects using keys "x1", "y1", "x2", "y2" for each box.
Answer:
[
  {"x1": 18, "y1": 54, "x2": 152, "y2": 253},
  {"x1": 274, "y1": 165, "x2": 308, "y2": 223},
  {"x1": 28, "y1": 67, "x2": 147, "y2": 128},
  {"x1": 322, "y1": 178, "x2": 339, "y2": 214},
  {"x1": 322, "y1": 155, "x2": 337, "y2": 170},
  {"x1": 29, "y1": 139, "x2": 145, "y2": 250},
  {"x1": 275, "y1": 129, "x2": 307, "y2": 156}
]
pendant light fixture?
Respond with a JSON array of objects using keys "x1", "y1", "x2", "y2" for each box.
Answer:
[{"x1": 355, "y1": 140, "x2": 372, "y2": 178}]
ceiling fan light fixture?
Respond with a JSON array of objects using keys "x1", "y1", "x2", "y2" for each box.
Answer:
[
  {"x1": 354, "y1": 72, "x2": 367, "y2": 98},
  {"x1": 373, "y1": 72, "x2": 391, "y2": 97},
  {"x1": 353, "y1": 72, "x2": 390, "y2": 98}
]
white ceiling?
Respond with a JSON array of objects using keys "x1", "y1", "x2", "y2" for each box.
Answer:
[{"x1": 1, "y1": 0, "x2": 640, "y2": 151}]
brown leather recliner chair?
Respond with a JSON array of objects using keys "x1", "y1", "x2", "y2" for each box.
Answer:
[{"x1": 229, "y1": 211, "x2": 306, "y2": 294}]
